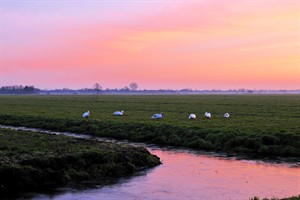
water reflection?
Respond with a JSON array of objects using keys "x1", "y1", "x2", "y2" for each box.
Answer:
[
  {"x1": 1, "y1": 125, "x2": 299, "y2": 200},
  {"x1": 33, "y1": 148, "x2": 300, "y2": 200}
]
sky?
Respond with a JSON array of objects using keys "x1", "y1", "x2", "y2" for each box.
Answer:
[{"x1": 1, "y1": 0, "x2": 299, "y2": 90}]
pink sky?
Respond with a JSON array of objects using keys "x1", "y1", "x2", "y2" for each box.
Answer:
[{"x1": 1, "y1": 0, "x2": 299, "y2": 90}]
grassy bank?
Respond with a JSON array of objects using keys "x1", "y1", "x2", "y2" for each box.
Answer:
[
  {"x1": 0, "y1": 95, "x2": 299, "y2": 158},
  {"x1": 0, "y1": 128, "x2": 161, "y2": 195}
]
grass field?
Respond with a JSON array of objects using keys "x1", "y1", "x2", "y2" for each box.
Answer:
[
  {"x1": 0, "y1": 95, "x2": 299, "y2": 158},
  {"x1": 0, "y1": 128, "x2": 160, "y2": 195}
]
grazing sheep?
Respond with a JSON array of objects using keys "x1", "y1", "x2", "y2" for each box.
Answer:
[
  {"x1": 82, "y1": 111, "x2": 90, "y2": 118},
  {"x1": 151, "y1": 112, "x2": 163, "y2": 119},
  {"x1": 188, "y1": 114, "x2": 197, "y2": 119},
  {"x1": 204, "y1": 112, "x2": 211, "y2": 119},
  {"x1": 113, "y1": 110, "x2": 124, "y2": 116},
  {"x1": 224, "y1": 113, "x2": 230, "y2": 118}
]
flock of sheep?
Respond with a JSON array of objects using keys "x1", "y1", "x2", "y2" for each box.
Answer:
[{"x1": 82, "y1": 110, "x2": 230, "y2": 119}]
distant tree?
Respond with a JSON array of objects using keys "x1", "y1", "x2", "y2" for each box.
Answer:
[
  {"x1": 119, "y1": 86, "x2": 130, "y2": 92},
  {"x1": 23, "y1": 86, "x2": 35, "y2": 93},
  {"x1": 0, "y1": 85, "x2": 39, "y2": 94},
  {"x1": 129, "y1": 82, "x2": 138, "y2": 91},
  {"x1": 93, "y1": 83, "x2": 103, "y2": 94}
]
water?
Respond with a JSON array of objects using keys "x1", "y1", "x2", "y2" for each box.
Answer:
[{"x1": 1, "y1": 125, "x2": 299, "y2": 200}]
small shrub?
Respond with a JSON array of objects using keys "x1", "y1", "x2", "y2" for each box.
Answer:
[{"x1": 262, "y1": 135, "x2": 279, "y2": 146}]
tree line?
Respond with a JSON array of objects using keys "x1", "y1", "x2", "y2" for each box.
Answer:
[
  {"x1": 0, "y1": 85, "x2": 40, "y2": 94},
  {"x1": 93, "y1": 82, "x2": 138, "y2": 94},
  {"x1": 0, "y1": 83, "x2": 298, "y2": 94}
]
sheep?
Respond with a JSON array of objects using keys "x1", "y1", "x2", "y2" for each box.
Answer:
[
  {"x1": 188, "y1": 114, "x2": 196, "y2": 119},
  {"x1": 204, "y1": 112, "x2": 211, "y2": 119},
  {"x1": 113, "y1": 110, "x2": 124, "y2": 116},
  {"x1": 82, "y1": 111, "x2": 90, "y2": 118},
  {"x1": 151, "y1": 112, "x2": 163, "y2": 119},
  {"x1": 224, "y1": 113, "x2": 230, "y2": 118}
]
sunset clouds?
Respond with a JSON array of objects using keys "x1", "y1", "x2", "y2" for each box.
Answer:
[{"x1": 1, "y1": 0, "x2": 299, "y2": 89}]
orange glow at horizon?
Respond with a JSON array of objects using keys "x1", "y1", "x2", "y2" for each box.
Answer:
[{"x1": 1, "y1": 1, "x2": 299, "y2": 90}]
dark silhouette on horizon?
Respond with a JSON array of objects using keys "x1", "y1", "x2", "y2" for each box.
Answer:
[{"x1": 0, "y1": 84, "x2": 298, "y2": 95}]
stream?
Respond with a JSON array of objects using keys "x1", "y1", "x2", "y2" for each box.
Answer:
[{"x1": 0, "y1": 125, "x2": 299, "y2": 200}]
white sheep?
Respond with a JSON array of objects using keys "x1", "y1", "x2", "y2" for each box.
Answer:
[
  {"x1": 224, "y1": 113, "x2": 230, "y2": 118},
  {"x1": 151, "y1": 112, "x2": 163, "y2": 119},
  {"x1": 82, "y1": 111, "x2": 90, "y2": 118},
  {"x1": 188, "y1": 114, "x2": 196, "y2": 119},
  {"x1": 204, "y1": 112, "x2": 211, "y2": 119},
  {"x1": 113, "y1": 110, "x2": 124, "y2": 116}
]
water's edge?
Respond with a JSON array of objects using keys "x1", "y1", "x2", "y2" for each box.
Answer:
[
  {"x1": 0, "y1": 124, "x2": 299, "y2": 165},
  {"x1": 0, "y1": 125, "x2": 299, "y2": 200}
]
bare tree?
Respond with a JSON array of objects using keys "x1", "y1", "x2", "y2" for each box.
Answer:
[
  {"x1": 129, "y1": 82, "x2": 138, "y2": 91},
  {"x1": 93, "y1": 83, "x2": 103, "y2": 94}
]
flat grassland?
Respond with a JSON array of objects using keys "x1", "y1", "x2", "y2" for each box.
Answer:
[
  {"x1": 0, "y1": 128, "x2": 160, "y2": 194},
  {"x1": 0, "y1": 95, "x2": 299, "y2": 158}
]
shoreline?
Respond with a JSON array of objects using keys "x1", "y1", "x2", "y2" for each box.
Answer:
[
  {"x1": 0, "y1": 126, "x2": 298, "y2": 200},
  {"x1": 0, "y1": 128, "x2": 161, "y2": 197},
  {"x1": 0, "y1": 114, "x2": 298, "y2": 159},
  {"x1": 1, "y1": 124, "x2": 299, "y2": 165}
]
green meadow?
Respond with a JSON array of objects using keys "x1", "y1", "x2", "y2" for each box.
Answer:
[
  {"x1": 0, "y1": 128, "x2": 160, "y2": 194},
  {"x1": 0, "y1": 95, "x2": 299, "y2": 158}
]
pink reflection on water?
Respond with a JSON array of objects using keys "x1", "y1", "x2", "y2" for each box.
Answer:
[
  {"x1": 36, "y1": 148, "x2": 300, "y2": 200},
  {"x1": 141, "y1": 149, "x2": 300, "y2": 200}
]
